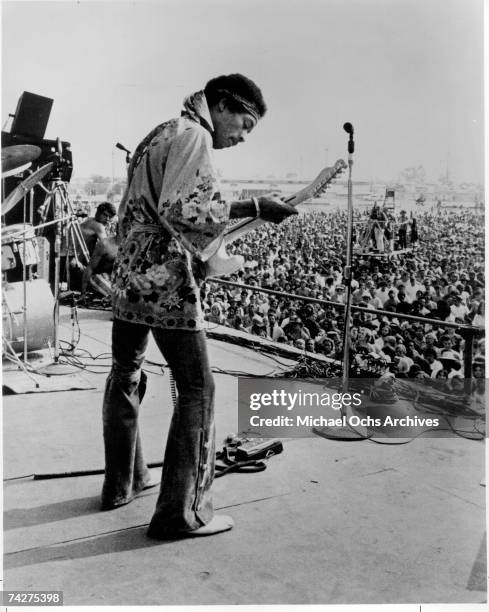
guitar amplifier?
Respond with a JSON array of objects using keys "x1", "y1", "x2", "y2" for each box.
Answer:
[{"x1": 10, "y1": 92, "x2": 53, "y2": 140}]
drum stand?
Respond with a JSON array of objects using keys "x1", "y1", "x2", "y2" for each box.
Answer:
[
  {"x1": 2, "y1": 335, "x2": 40, "y2": 387},
  {"x1": 1, "y1": 157, "x2": 84, "y2": 384},
  {"x1": 1, "y1": 176, "x2": 37, "y2": 370},
  {"x1": 2, "y1": 284, "x2": 40, "y2": 387},
  {"x1": 38, "y1": 177, "x2": 89, "y2": 362}
]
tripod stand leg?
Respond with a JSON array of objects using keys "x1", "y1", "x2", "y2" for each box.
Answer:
[
  {"x1": 52, "y1": 188, "x2": 63, "y2": 362},
  {"x1": 2, "y1": 336, "x2": 40, "y2": 387},
  {"x1": 37, "y1": 179, "x2": 91, "y2": 362},
  {"x1": 60, "y1": 185, "x2": 90, "y2": 262}
]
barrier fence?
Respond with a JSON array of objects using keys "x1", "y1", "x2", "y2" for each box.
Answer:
[{"x1": 207, "y1": 278, "x2": 484, "y2": 382}]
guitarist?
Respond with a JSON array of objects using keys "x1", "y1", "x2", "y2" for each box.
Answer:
[{"x1": 101, "y1": 73, "x2": 297, "y2": 539}]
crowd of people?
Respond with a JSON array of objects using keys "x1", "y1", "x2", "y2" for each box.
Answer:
[{"x1": 202, "y1": 208, "x2": 485, "y2": 380}]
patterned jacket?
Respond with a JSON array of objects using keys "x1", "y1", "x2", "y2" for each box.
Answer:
[{"x1": 112, "y1": 91, "x2": 230, "y2": 330}]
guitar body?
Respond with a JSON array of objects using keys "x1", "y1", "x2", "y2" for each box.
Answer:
[
  {"x1": 205, "y1": 159, "x2": 347, "y2": 278},
  {"x1": 205, "y1": 246, "x2": 244, "y2": 278}
]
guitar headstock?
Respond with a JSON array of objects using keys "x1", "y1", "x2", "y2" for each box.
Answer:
[
  {"x1": 310, "y1": 159, "x2": 347, "y2": 198},
  {"x1": 284, "y1": 159, "x2": 347, "y2": 206}
]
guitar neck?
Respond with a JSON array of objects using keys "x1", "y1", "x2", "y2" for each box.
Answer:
[{"x1": 223, "y1": 160, "x2": 346, "y2": 243}]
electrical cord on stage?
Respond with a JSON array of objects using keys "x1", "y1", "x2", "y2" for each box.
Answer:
[
  {"x1": 79, "y1": 358, "x2": 482, "y2": 441},
  {"x1": 58, "y1": 343, "x2": 112, "y2": 361},
  {"x1": 395, "y1": 379, "x2": 482, "y2": 419},
  {"x1": 366, "y1": 422, "x2": 484, "y2": 445},
  {"x1": 273, "y1": 354, "x2": 342, "y2": 379},
  {"x1": 70, "y1": 298, "x2": 81, "y2": 349},
  {"x1": 211, "y1": 366, "x2": 286, "y2": 378},
  {"x1": 146, "y1": 354, "x2": 292, "y2": 379},
  {"x1": 398, "y1": 383, "x2": 485, "y2": 440},
  {"x1": 56, "y1": 354, "x2": 165, "y2": 378},
  {"x1": 44, "y1": 347, "x2": 284, "y2": 380},
  {"x1": 315, "y1": 419, "x2": 483, "y2": 446},
  {"x1": 366, "y1": 405, "x2": 485, "y2": 444},
  {"x1": 473, "y1": 420, "x2": 486, "y2": 435},
  {"x1": 253, "y1": 347, "x2": 298, "y2": 368},
  {"x1": 207, "y1": 332, "x2": 298, "y2": 368},
  {"x1": 48, "y1": 343, "x2": 165, "y2": 378},
  {"x1": 14, "y1": 356, "x2": 82, "y2": 377},
  {"x1": 313, "y1": 377, "x2": 485, "y2": 444},
  {"x1": 56, "y1": 340, "x2": 338, "y2": 380}
]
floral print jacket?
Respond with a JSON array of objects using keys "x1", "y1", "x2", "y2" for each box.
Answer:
[{"x1": 112, "y1": 92, "x2": 230, "y2": 330}]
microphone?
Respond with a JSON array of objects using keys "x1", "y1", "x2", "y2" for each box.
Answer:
[
  {"x1": 343, "y1": 122, "x2": 354, "y2": 154},
  {"x1": 116, "y1": 142, "x2": 132, "y2": 164},
  {"x1": 116, "y1": 142, "x2": 130, "y2": 153}
]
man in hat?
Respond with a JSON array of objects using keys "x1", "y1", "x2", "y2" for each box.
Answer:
[
  {"x1": 398, "y1": 210, "x2": 409, "y2": 250},
  {"x1": 283, "y1": 314, "x2": 310, "y2": 342},
  {"x1": 102, "y1": 74, "x2": 297, "y2": 539}
]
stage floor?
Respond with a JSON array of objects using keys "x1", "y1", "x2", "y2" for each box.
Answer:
[{"x1": 3, "y1": 307, "x2": 486, "y2": 606}]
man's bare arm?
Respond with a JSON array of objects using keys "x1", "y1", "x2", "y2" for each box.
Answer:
[{"x1": 81, "y1": 242, "x2": 105, "y2": 295}]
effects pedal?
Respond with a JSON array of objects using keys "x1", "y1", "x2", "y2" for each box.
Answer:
[{"x1": 234, "y1": 438, "x2": 283, "y2": 461}]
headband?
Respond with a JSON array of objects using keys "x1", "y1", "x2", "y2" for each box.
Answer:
[{"x1": 217, "y1": 89, "x2": 261, "y2": 121}]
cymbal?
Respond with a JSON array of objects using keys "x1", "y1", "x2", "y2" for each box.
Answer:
[
  {"x1": 2, "y1": 161, "x2": 32, "y2": 179},
  {"x1": 2, "y1": 145, "x2": 41, "y2": 173},
  {"x1": 2, "y1": 162, "x2": 54, "y2": 215}
]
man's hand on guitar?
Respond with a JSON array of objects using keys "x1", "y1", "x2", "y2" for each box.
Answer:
[
  {"x1": 208, "y1": 161, "x2": 345, "y2": 277},
  {"x1": 258, "y1": 194, "x2": 298, "y2": 223}
]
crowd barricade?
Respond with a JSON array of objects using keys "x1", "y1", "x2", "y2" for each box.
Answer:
[{"x1": 207, "y1": 278, "x2": 484, "y2": 387}]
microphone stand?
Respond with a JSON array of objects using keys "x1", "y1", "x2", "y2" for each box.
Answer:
[
  {"x1": 312, "y1": 123, "x2": 367, "y2": 441},
  {"x1": 341, "y1": 125, "x2": 354, "y2": 393}
]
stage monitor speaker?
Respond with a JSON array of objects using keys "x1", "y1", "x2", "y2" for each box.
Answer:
[{"x1": 10, "y1": 92, "x2": 53, "y2": 140}]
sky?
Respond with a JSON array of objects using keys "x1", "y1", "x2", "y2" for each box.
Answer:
[{"x1": 2, "y1": 0, "x2": 485, "y2": 184}]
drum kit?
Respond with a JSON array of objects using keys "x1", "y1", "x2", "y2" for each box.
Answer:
[{"x1": 1, "y1": 143, "x2": 89, "y2": 372}]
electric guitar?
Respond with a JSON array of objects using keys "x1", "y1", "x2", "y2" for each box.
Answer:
[{"x1": 205, "y1": 159, "x2": 347, "y2": 277}]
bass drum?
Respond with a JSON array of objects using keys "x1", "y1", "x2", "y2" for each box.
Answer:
[{"x1": 2, "y1": 279, "x2": 54, "y2": 353}]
